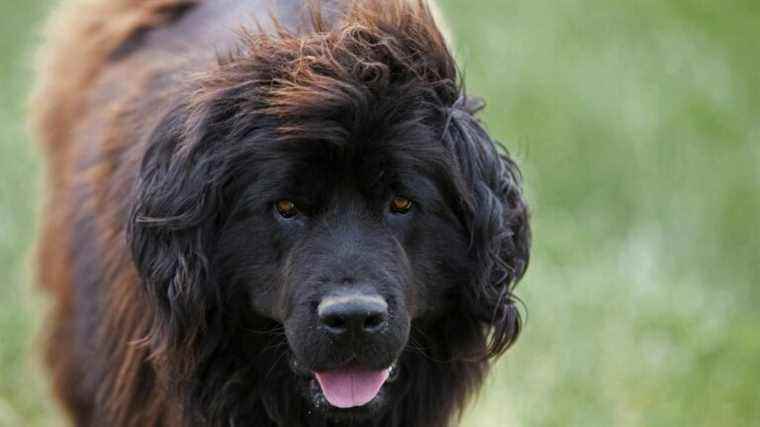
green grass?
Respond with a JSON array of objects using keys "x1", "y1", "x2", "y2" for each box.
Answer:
[
  {"x1": 1, "y1": 0, "x2": 759, "y2": 425},
  {"x1": 1, "y1": 0, "x2": 58, "y2": 425}
]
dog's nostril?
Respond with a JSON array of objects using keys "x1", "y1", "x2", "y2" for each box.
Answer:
[
  {"x1": 322, "y1": 313, "x2": 348, "y2": 333},
  {"x1": 318, "y1": 293, "x2": 388, "y2": 336},
  {"x1": 364, "y1": 313, "x2": 385, "y2": 332}
]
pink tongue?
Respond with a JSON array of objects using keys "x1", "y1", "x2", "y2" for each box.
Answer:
[{"x1": 314, "y1": 367, "x2": 391, "y2": 408}]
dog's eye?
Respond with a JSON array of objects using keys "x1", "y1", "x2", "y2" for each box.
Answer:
[
  {"x1": 390, "y1": 196, "x2": 413, "y2": 214},
  {"x1": 275, "y1": 199, "x2": 299, "y2": 218}
]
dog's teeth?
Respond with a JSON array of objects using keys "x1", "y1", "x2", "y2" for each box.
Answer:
[{"x1": 386, "y1": 363, "x2": 400, "y2": 383}]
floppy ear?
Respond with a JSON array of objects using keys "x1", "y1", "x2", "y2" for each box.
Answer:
[
  {"x1": 127, "y1": 102, "x2": 225, "y2": 357},
  {"x1": 444, "y1": 98, "x2": 531, "y2": 358}
]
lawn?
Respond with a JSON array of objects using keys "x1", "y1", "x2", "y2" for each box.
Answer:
[{"x1": 1, "y1": 1, "x2": 758, "y2": 426}]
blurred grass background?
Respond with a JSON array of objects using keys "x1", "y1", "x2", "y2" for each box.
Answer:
[{"x1": 1, "y1": 0, "x2": 758, "y2": 426}]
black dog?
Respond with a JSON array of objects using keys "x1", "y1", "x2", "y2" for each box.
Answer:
[{"x1": 33, "y1": 1, "x2": 530, "y2": 425}]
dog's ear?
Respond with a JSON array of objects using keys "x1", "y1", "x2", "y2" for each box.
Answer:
[
  {"x1": 444, "y1": 98, "x2": 531, "y2": 358},
  {"x1": 127, "y1": 102, "x2": 225, "y2": 358}
]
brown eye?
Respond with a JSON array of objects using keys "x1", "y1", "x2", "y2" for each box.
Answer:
[
  {"x1": 275, "y1": 199, "x2": 298, "y2": 218},
  {"x1": 390, "y1": 196, "x2": 413, "y2": 214}
]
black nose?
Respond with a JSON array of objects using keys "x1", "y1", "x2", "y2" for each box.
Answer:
[{"x1": 318, "y1": 293, "x2": 388, "y2": 336}]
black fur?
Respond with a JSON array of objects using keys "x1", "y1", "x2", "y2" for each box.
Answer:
[{"x1": 126, "y1": 3, "x2": 530, "y2": 426}]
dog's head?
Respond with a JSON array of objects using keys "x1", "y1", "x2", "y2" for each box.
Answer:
[{"x1": 128, "y1": 1, "x2": 529, "y2": 424}]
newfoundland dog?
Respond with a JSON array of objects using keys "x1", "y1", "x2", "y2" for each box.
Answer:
[{"x1": 31, "y1": 0, "x2": 530, "y2": 426}]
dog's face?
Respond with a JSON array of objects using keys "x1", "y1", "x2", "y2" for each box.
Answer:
[
  {"x1": 212, "y1": 131, "x2": 477, "y2": 418},
  {"x1": 128, "y1": 3, "x2": 530, "y2": 424}
]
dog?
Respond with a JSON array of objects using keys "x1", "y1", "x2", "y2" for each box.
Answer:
[{"x1": 31, "y1": 1, "x2": 530, "y2": 425}]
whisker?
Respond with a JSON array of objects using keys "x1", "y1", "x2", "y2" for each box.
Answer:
[
  {"x1": 243, "y1": 325, "x2": 285, "y2": 336},
  {"x1": 263, "y1": 348, "x2": 290, "y2": 382}
]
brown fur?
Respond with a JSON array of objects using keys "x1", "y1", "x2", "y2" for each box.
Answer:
[{"x1": 32, "y1": 1, "x2": 199, "y2": 424}]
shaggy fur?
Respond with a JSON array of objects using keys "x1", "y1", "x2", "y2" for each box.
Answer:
[{"x1": 31, "y1": 1, "x2": 530, "y2": 426}]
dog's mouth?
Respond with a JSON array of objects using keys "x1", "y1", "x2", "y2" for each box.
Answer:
[
  {"x1": 291, "y1": 358, "x2": 400, "y2": 411},
  {"x1": 314, "y1": 366, "x2": 390, "y2": 408}
]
